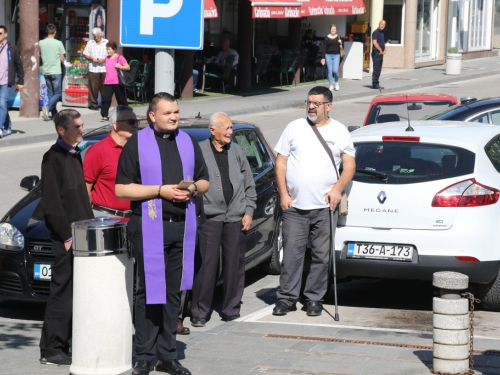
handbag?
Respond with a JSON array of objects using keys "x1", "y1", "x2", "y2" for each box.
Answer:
[
  {"x1": 340, "y1": 45, "x2": 346, "y2": 58},
  {"x1": 307, "y1": 118, "x2": 349, "y2": 216},
  {"x1": 116, "y1": 55, "x2": 134, "y2": 85}
]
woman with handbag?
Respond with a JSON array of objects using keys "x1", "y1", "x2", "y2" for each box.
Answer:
[
  {"x1": 320, "y1": 24, "x2": 343, "y2": 92},
  {"x1": 100, "y1": 40, "x2": 130, "y2": 121}
]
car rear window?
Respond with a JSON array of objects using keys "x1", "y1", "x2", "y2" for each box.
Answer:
[
  {"x1": 353, "y1": 142, "x2": 475, "y2": 184},
  {"x1": 485, "y1": 136, "x2": 500, "y2": 172},
  {"x1": 366, "y1": 101, "x2": 456, "y2": 125}
]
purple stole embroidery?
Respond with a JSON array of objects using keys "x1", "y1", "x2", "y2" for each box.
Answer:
[{"x1": 138, "y1": 125, "x2": 197, "y2": 304}]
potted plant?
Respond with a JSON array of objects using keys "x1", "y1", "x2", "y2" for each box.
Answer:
[{"x1": 446, "y1": 47, "x2": 461, "y2": 75}]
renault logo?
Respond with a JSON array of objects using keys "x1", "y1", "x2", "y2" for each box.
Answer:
[{"x1": 377, "y1": 191, "x2": 387, "y2": 204}]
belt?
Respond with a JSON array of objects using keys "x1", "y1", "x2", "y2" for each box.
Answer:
[
  {"x1": 92, "y1": 204, "x2": 132, "y2": 218},
  {"x1": 165, "y1": 215, "x2": 185, "y2": 222}
]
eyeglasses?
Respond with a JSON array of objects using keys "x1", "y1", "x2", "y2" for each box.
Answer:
[
  {"x1": 117, "y1": 119, "x2": 139, "y2": 126},
  {"x1": 305, "y1": 100, "x2": 329, "y2": 107}
]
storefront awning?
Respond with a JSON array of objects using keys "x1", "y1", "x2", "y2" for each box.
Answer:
[
  {"x1": 251, "y1": 0, "x2": 366, "y2": 18},
  {"x1": 205, "y1": 0, "x2": 219, "y2": 19}
]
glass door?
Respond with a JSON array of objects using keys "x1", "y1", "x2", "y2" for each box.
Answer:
[{"x1": 415, "y1": 0, "x2": 439, "y2": 61}]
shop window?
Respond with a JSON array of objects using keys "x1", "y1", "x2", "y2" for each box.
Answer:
[
  {"x1": 448, "y1": 0, "x2": 492, "y2": 52},
  {"x1": 383, "y1": 0, "x2": 405, "y2": 45}
]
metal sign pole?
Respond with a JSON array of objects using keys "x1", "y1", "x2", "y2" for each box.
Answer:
[{"x1": 155, "y1": 49, "x2": 175, "y2": 95}]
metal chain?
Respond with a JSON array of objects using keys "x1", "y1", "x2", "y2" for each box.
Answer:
[{"x1": 430, "y1": 293, "x2": 481, "y2": 375}]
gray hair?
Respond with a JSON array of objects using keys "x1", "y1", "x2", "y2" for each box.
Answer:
[
  {"x1": 92, "y1": 27, "x2": 102, "y2": 36},
  {"x1": 208, "y1": 112, "x2": 229, "y2": 129},
  {"x1": 109, "y1": 105, "x2": 133, "y2": 126}
]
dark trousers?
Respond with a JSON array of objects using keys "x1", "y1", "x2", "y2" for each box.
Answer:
[
  {"x1": 88, "y1": 72, "x2": 105, "y2": 109},
  {"x1": 129, "y1": 217, "x2": 185, "y2": 362},
  {"x1": 101, "y1": 84, "x2": 127, "y2": 118},
  {"x1": 372, "y1": 52, "x2": 384, "y2": 87},
  {"x1": 191, "y1": 219, "x2": 246, "y2": 319},
  {"x1": 39, "y1": 239, "x2": 73, "y2": 357},
  {"x1": 276, "y1": 207, "x2": 336, "y2": 303}
]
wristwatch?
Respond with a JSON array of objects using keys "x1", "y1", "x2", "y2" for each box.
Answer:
[{"x1": 190, "y1": 182, "x2": 198, "y2": 197}]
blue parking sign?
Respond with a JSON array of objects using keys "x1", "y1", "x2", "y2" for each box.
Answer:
[{"x1": 120, "y1": 0, "x2": 204, "y2": 49}]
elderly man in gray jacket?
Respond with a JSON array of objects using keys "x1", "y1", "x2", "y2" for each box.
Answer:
[{"x1": 190, "y1": 112, "x2": 257, "y2": 327}]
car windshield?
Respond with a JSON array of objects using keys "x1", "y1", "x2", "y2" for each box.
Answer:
[
  {"x1": 423, "y1": 103, "x2": 468, "y2": 120},
  {"x1": 353, "y1": 141, "x2": 475, "y2": 184},
  {"x1": 365, "y1": 101, "x2": 456, "y2": 125}
]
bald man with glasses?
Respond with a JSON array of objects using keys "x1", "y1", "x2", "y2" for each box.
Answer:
[
  {"x1": 272, "y1": 86, "x2": 356, "y2": 317},
  {"x1": 84, "y1": 105, "x2": 139, "y2": 218}
]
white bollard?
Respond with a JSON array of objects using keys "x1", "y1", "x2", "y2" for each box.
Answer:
[
  {"x1": 432, "y1": 272, "x2": 470, "y2": 374},
  {"x1": 70, "y1": 217, "x2": 133, "y2": 375}
]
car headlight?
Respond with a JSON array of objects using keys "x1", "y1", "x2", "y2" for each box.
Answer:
[{"x1": 0, "y1": 223, "x2": 25, "y2": 251}]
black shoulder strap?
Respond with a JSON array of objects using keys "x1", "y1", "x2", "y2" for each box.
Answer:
[
  {"x1": 306, "y1": 117, "x2": 340, "y2": 180},
  {"x1": 0, "y1": 42, "x2": 8, "y2": 56}
]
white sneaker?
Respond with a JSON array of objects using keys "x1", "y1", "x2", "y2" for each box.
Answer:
[
  {"x1": 41, "y1": 106, "x2": 49, "y2": 121},
  {"x1": 334, "y1": 82, "x2": 340, "y2": 91},
  {"x1": 329, "y1": 85, "x2": 334, "y2": 91}
]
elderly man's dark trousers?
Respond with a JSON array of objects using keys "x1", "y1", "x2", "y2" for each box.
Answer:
[
  {"x1": 372, "y1": 52, "x2": 384, "y2": 87},
  {"x1": 39, "y1": 238, "x2": 73, "y2": 357},
  {"x1": 191, "y1": 219, "x2": 246, "y2": 319},
  {"x1": 88, "y1": 72, "x2": 105, "y2": 110},
  {"x1": 129, "y1": 217, "x2": 184, "y2": 362}
]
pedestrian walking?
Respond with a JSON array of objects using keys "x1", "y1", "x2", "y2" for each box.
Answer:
[
  {"x1": 272, "y1": 86, "x2": 356, "y2": 317},
  {"x1": 190, "y1": 112, "x2": 257, "y2": 327},
  {"x1": 39, "y1": 24, "x2": 65, "y2": 121},
  {"x1": 84, "y1": 105, "x2": 137, "y2": 217},
  {"x1": 371, "y1": 20, "x2": 387, "y2": 89},
  {"x1": 0, "y1": 25, "x2": 23, "y2": 138},
  {"x1": 39, "y1": 109, "x2": 94, "y2": 366},
  {"x1": 100, "y1": 41, "x2": 130, "y2": 122},
  {"x1": 321, "y1": 24, "x2": 342, "y2": 92},
  {"x1": 83, "y1": 28, "x2": 108, "y2": 111},
  {"x1": 115, "y1": 92, "x2": 210, "y2": 375}
]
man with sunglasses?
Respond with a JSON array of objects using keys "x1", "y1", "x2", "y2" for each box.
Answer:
[
  {"x1": 273, "y1": 86, "x2": 356, "y2": 317},
  {"x1": 84, "y1": 105, "x2": 138, "y2": 218}
]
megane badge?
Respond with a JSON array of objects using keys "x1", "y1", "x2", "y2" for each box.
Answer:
[{"x1": 377, "y1": 191, "x2": 387, "y2": 204}]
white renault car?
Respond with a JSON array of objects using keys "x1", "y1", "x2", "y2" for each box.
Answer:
[{"x1": 336, "y1": 121, "x2": 500, "y2": 311}]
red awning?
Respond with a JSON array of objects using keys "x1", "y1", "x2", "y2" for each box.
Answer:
[
  {"x1": 205, "y1": 0, "x2": 219, "y2": 19},
  {"x1": 251, "y1": 0, "x2": 366, "y2": 19}
]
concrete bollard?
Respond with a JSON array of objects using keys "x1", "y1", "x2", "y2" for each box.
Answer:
[
  {"x1": 70, "y1": 217, "x2": 133, "y2": 375},
  {"x1": 432, "y1": 271, "x2": 470, "y2": 374}
]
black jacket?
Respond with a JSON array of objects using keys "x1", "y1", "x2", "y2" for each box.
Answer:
[
  {"x1": 41, "y1": 142, "x2": 93, "y2": 242},
  {"x1": 5, "y1": 42, "x2": 24, "y2": 86}
]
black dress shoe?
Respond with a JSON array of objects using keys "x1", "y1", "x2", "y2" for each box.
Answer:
[
  {"x1": 222, "y1": 314, "x2": 240, "y2": 322},
  {"x1": 155, "y1": 359, "x2": 191, "y2": 375},
  {"x1": 372, "y1": 85, "x2": 380, "y2": 89},
  {"x1": 132, "y1": 360, "x2": 150, "y2": 375},
  {"x1": 306, "y1": 301, "x2": 323, "y2": 316},
  {"x1": 273, "y1": 300, "x2": 292, "y2": 316},
  {"x1": 190, "y1": 317, "x2": 206, "y2": 327},
  {"x1": 177, "y1": 320, "x2": 190, "y2": 335}
]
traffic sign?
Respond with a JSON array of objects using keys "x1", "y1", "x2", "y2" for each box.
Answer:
[{"x1": 120, "y1": 0, "x2": 204, "y2": 49}]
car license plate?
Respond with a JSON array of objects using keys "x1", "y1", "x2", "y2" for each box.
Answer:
[
  {"x1": 34, "y1": 264, "x2": 51, "y2": 281},
  {"x1": 347, "y1": 243, "x2": 414, "y2": 262}
]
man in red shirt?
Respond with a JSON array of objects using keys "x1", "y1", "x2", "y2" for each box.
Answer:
[{"x1": 84, "y1": 105, "x2": 138, "y2": 218}]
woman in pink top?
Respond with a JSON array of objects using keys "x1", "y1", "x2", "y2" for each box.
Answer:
[{"x1": 100, "y1": 41, "x2": 130, "y2": 121}]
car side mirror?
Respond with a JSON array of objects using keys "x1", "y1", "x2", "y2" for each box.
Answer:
[
  {"x1": 20, "y1": 175, "x2": 40, "y2": 191},
  {"x1": 348, "y1": 126, "x2": 360, "y2": 132}
]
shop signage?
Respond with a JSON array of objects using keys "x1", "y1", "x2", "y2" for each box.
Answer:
[
  {"x1": 39, "y1": 0, "x2": 101, "y2": 4},
  {"x1": 120, "y1": 0, "x2": 204, "y2": 49}
]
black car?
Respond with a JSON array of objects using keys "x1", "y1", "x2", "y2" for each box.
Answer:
[
  {"x1": 0, "y1": 119, "x2": 282, "y2": 303},
  {"x1": 424, "y1": 97, "x2": 500, "y2": 124}
]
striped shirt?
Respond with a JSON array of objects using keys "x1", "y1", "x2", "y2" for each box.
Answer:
[{"x1": 83, "y1": 38, "x2": 108, "y2": 73}]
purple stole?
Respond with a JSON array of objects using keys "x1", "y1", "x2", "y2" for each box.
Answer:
[{"x1": 137, "y1": 125, "x2": 197, "y2": 304}]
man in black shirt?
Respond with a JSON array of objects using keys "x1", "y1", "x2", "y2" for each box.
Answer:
[
  {"x1": 371, "y1": 20, "x2": 387, "y2": 89},
  {"x1": 190, "y1": 113, "x2": 256, "y2": 327},
  {"x1": 116, "y1": 92, "x2": 209, "y2": 375},
  {"x1": 39, "y1": 109, "x2": 93, "y2": 366}
]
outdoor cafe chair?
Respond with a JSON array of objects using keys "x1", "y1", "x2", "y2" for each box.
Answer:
[
  {"x1": 252, "y1": 53, "x2": 265, "y2": 86},
  {"x1": 204, "y1": 54, "x2": 236, "y2": 94},
  {"x1": 131, "y1": 60, "x2": 152, "y2": 104},
  {"x1": 269, "y1": 49, "x2": 294, "y2": 87},
  {"x1": 124, "y1": 59, "x2": 141, "y2": 102}
]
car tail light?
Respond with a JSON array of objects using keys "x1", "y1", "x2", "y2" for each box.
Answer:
[
  {"x1": 432, "y1": 179, "x2": 500, "y2": 207},
  {"x1": 456, "y1": 256, "x2": 479, "y2": 262},
  {"x1": 382, "y1": 136, "x2": 420, "y2": 142}
]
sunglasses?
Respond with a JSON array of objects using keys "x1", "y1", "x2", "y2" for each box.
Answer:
[{"x1": 117, "y1": 119, "x2": 139, "y2": 125}]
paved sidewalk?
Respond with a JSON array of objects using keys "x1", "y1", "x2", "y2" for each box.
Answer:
[
  {"x1": 1, "y1": 56, "x2": 500, "y2": 148},
  {"x1": 2, "y1": 275, "x2": 500, "y2": 375}
]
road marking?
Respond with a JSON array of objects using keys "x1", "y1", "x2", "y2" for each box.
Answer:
[{"x1": 0, "y1": 141, "x2": 52, "y2": 153}]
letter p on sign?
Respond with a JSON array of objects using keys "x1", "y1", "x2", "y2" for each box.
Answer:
[{"x1": 140, "y1": 0, "x2": 183, "y2": 35}]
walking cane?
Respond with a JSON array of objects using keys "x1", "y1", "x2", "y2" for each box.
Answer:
[{"x1": 329, "y1": 198, "x2": 340, "y2": 321}]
